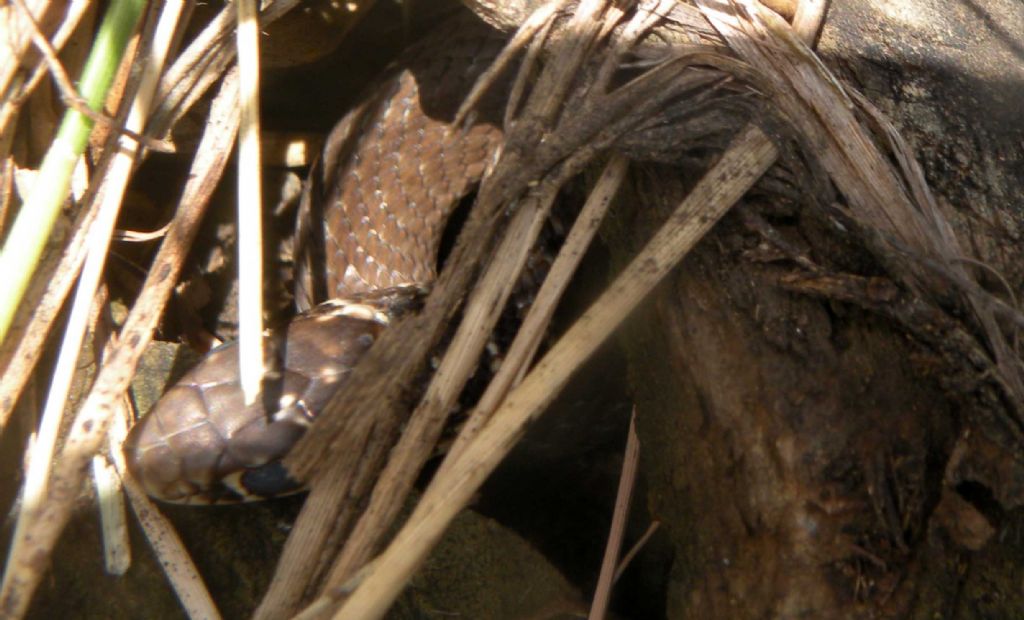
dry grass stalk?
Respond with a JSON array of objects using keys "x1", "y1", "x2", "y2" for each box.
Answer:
[
  {"x1": 0, "y1": 0, "x2": 80, "y2": 144},
  {"x1": 16, "y1": 270, "x2": 109, "y2": 561},
  {"x1": 465, "y1": 0, "x2": 724, "y2": 50},
  {"x1": 91, "y1": 452, "x2": 130, "y2": 574},
  {"x1": 0, "y1": 156, "x2": 12, "y2": 231},
  {"x1": 588, "y1": 411, "x2": 640, "y2": 620},
  {"x1": 453, "y1": 0, "x2": 568, "y2": 128},
  {"x1": 3, "y1": 2, "x2": 186, "y2": 611},
  {"x1": 10, "y1": 0, "x2": 183, "y2": 553},
  {"x1": 321, "y1": 189, "x2": 556, "y2": 588},
  {"x1": 235, "y1": 0, "x2": 265, "y2": 405},
  {"x1": 442, "y1": 154, "x2": 629, "y2": 469},
  {"x1": 148, "y1": 0, "x2": 299, "y2": 140},
  {"x1": 90, "y1": 304, "x2": 130, "y2": 578},
  {"x1": 334, "y1": 120, "x2": 779, "y2": 620},
  {"x1": 0, "y1": 188, "x2": 98, "y2": 432},
  {"x1": 613, "y1": 520, "x2": 660, "y2": 583},
  {"x1": 317, "y1": 156, "x2": 630, "y2": 599},
  {"x1": 107, "y1": 396, "x2": 222, "y2": 618},
  {"x1": 0, "y1": 68, "x2": 241, "y2": 618},
  {"x1": 791, "y1": 0, "x2": 828, "y2": 42}
]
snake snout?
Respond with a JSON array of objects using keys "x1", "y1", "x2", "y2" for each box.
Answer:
[{"x1": 124, "y1": 305, "x2": 387, "y2": 503}]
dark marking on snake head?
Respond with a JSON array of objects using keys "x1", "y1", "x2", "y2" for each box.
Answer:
[{"x1": 240, "y1": 461, "x2": 302, "y2": 498}]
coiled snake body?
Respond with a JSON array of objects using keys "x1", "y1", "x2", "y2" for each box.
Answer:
[{"x1": 124, "y1": 16, "x2": 509, "y2": 503}]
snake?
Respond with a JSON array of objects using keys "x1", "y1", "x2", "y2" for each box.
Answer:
[
  {"x1": 121, "y1": 4, "x2": 741, "y2": 503},
  {"x1": 123, "y1": 14, "x2": 512, "y2": 503}
]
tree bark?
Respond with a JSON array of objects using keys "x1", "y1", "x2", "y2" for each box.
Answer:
[{"x1": 605, "y1": 0, "x2": 1024, "y2": 616}]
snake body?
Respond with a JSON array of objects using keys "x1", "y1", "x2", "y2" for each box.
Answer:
[{"x1": 124, "y1": 15, "x2": 509, "y2": 503}]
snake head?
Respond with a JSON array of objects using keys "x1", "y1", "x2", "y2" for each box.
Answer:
[{"x1": 123, "y1": 301, "x2": 388, "y2": 504}]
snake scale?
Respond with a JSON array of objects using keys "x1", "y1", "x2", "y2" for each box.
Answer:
[{"x1": 123, "y1": 14, "x2": 512, "y2": 503}]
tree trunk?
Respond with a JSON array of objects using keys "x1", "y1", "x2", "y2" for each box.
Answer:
[{"x1": 605, "y1": 0, "x2": 1024, "y2": 616}]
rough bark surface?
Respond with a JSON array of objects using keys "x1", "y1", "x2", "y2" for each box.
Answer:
[{"x1": 603, "y1": 0, "x2": 1024, "y2": 617}]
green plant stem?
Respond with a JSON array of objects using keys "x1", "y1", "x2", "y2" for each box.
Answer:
[{"x1": 0, "y1": 0, "x2": 145, "y2": 346}]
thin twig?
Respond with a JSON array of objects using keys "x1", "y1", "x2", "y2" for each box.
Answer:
[
  {"x1": 108, "y1": 397, "x2": 222, "y2": 619},
  {"x1": 235, "y1": 0, "x2": 264, "y2": 405},
  {"x1": 13, "y1": 0, "x2": 171, "y2": 151},
  {"x1": 91, "y1": 295, "x2": 130, "y2": 578},
  {"x1": 0, "y1": 183, "x2": 98, "y2": 434},
  {"x1": 504, "y1": 10, "x2": 556, "y2": 129},
  {"x1": 589, "y1": 410, "x2": 640, "y2": 620},
  {"x1": 453, "y1": 0, "x2": 567, "y2": 127},
  {"x1": 0, "y1": 0, "x2": 92, "y2": 148},
  {"x1": 149, "y1": 0, "x2": 301, "y2": 141},
  {"x1": 0, "y1": 156, "x2": 12, "y2": 237},
  {"x1": 91, "y1": 453, "x2": 130, "y2": 574},
  {"x1": 114, "y1": 221, "x2": 171, "y2": 242},
  {"x1": 613, "y1": 521, "x2": 660, "y2": 583},
  {"x1": 443, "y1": 154, "x2": 629, "y2": 468},
  {"x1": 791, "y1": 0, "x2": 829, "y2": 45}
]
